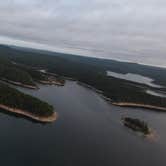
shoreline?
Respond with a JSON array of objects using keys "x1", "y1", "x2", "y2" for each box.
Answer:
[
  {"x1": 38, "y1": 70, "x2": 65, "y2": 86},
  {"x1": 2, "y1": 75, "x2": 166, "y2": 113},
  {"x1": 121, "y1": 118, "x2": 157, "y2": 141},
  {"x1": 0, "y1": 104, "x2": 57, "y2": 122},
  {"x1": 76, "y1": 81, "x2": 166, "y2": 112},
  {"x1": 39, "y1": 80, "x2": 64, "y2": 86},
  {"x1": 1, "y1": 78, "x2": 38, "y2": 89},
  {"x1": 112, "y1": 102, "x2": 166, "y2": 111}
]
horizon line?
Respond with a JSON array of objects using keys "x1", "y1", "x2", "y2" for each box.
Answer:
[{"x1": 0, "y1": 35, "x2": 166, "y2": 69}]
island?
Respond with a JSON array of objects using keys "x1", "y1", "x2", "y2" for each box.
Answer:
[
  {"x1": 121, "y1": 117, "x2": 150, "y2": 135},
  {"x1": 0, "y1": 83, "x2": 57, "y2": 122}
]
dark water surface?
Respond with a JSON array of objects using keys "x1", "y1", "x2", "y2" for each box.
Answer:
[{"x1": 0, "y1": 81, "x2": 166, "y2": 166}]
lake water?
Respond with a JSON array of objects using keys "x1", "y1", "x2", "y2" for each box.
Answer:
[
  {"x1": 0, "y1": 80, "x2": 166, "y2": 166},
  {"x1": 107, "y1": 71, "x2": 162, "y2": 88}
]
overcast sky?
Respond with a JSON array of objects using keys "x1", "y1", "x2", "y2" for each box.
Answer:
[{"x1": 0, "y1": 0, "x2": 166, "y2": 67}]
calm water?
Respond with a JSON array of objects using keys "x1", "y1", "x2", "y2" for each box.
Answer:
[
  {"x1": 107, "y1": 71, "x2": 162, "y2": 88},
  {"x1": 0, "y1": 80, "x2": 166, "y2": 166}
]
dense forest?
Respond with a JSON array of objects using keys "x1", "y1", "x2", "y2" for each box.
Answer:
[
  {"x1": 0, "y1": 57, "x2": 35, "y2": 86},
  {"x1": 0, "y1": 54, "x2": 51, "y2": 88},
  {"x1": 0, "y1": 46, "x2": 56, "y2": 118},
  {"x1": 0, "y1": 83, "x2": 54, "y2": 117},
  {"x1": 1, "y1": 44, "x2": 166, "y2": 110}
]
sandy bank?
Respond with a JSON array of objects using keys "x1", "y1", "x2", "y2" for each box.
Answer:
[
  {"x1": 112, "y1": 102, "x2": 166, "y2": 111},
  {"x1": 39, "y1": 80, "x2": 64, "y2": 86},
  {"x1": 0, "y1": 104, "x2": 57, "y2": 122}
]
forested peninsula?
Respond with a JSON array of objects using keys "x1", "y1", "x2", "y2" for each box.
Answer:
[{"x1": 0, "y1": 83, "x2": 57, "y2": 122}]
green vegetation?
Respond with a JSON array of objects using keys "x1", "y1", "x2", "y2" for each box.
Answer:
[
  {"x1": 0, "y1": 54, "x2": 57, "y2": 87},
  {"x1": 0, "y1": 83, "x2": 54, "y2": 117},
  {"x1": 0, "y1": 64, "x2": 35, "y2": 86},
  {"x1": 122, "y1": 117, "x2": 150, "y2": 135},
  {"x1": 1, "y1": 44, "x2": 166, "y2": 111},
  {"x1": 0, "y1": 57, "x2": 36, "y2": 86}
]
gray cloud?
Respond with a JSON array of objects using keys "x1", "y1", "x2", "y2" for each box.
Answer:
[{"x1": 0, "y1": 0, "x2": 166, "y2": 67}]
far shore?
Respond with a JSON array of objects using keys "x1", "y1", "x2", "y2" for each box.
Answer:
[
  {"x1": 112, "y1": 102, "x2": 166, "y2": 111},
  {"x1": 0, "y1": 104, "x2": 57, "y2": 122},
  {"x1": 39, "y1": 80, "x2": 64, "y2": 86},
  {"x1": 75, "y1": 80, "x2": 166, "y2": 112}
]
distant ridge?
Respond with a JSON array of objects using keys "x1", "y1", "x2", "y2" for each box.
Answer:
[{"x1": 1, "y1": 44, "x2": 166, "y2": 69}]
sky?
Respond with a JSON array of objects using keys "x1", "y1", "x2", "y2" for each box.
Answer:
[{"x1": 0, "y1": 0, "x2": 166, "y2": 67}]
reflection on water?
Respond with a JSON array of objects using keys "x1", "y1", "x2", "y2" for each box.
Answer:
[
  {"x1": 0, "y1": 80, "x2": 166, "y2": 166},
  {"x1": 107, "y1": 71, "x2": 162, "y2": 88}
]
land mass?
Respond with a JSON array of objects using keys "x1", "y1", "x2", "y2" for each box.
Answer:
[
  {"x1": 0, "y1": 83, "x2": 57, "y2": 122},
  {"x1": 122, "y1": 117, "x2": 151, "y2": 136},
  {"x1": 0, "y1": 104, "x2": 57, "y2": 122},
  {"x1": 0, "y1": 44, "x2": 166, "y2": 116},
  {"x1": 112, "y1": 102, "x2": 166, "y2": 111}
]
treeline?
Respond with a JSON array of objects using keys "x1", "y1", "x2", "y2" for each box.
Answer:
[
  {"x1": 0, "y1": 83, "x2": 54, "y2": 116},
  {"x1": 0, "y1": 56, "x2": 48, "y2": 86}
]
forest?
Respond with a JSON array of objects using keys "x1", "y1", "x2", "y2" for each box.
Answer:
[
  {"x1": 1, "y1": 44, "x2": 166, "y2": 110},
  {"x1": 0, "y1": 83, "x2": 54, "y2": 117}
]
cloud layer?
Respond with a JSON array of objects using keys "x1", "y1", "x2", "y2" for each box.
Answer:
[{"x1": 0, "y1": 0, "x2": 166, "y2": 67}]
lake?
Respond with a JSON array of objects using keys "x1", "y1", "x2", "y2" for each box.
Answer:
[
  {"x1": 107, "y1": 71, "x2": 162, "y2": 88},
  {"x1": 0, "y1": 80, "x2": 166, "y2": 166}
]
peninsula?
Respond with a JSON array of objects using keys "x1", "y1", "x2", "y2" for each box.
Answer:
[{"x1": 0, "y1": 83, "x2": 57, "y2": 122}]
